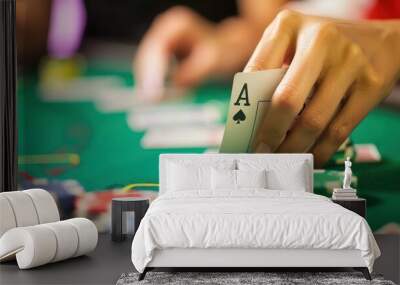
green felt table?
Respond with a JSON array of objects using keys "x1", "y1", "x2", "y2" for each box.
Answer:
[{"x1": 17, "y1": 61, "x2": 400, "y2": 231}]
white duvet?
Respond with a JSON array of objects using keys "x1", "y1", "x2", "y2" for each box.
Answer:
[{"x1": 131, "y1": 190, "x2": 380, "y2": 273}]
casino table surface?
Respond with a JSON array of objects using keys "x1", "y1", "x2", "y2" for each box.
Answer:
[{"x1": 17, "y1": 60, "x2": 400, "y2": 232}]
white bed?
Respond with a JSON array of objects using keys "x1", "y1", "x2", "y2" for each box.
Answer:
[{"x1": 131, "y1": 154, "x2": 380, "y2": 280}]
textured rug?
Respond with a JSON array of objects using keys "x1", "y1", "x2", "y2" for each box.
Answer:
[{"x1": 116, "y1": 272, "x2": 395, "y2": 285}]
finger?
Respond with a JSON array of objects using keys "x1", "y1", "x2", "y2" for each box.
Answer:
[
  {"x1": 174, "y1": 17, "x2": 257, "y2": 86},
  {"x1": 172, "y1": 43, "x2": 217, "y2": 87},
  {"x1": 277, "y1": 45, "x2": 364, "y2": 153},
  {"x1": 244, "y1": 10, "x2": 297, "y2": 71},
  {"x1": 254, "y1": 23, "x2": 332, "y2": 152},
  {"x1": 133, "y1": 7, "x2": 202, "y2": 100},
  {"x1": 134, "y1": 38, "x2": 169, "y2": 100},
  {"x1": 311, "y1": 69, "x2": 383, "y2": 167}
]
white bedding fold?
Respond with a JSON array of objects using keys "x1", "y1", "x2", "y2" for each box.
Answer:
[{"x1": 131, "y1": 190, "x2": 380, "y2": 273}]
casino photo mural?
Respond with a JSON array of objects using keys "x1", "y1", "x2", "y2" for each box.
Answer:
[
  {"x1": 16, "y1": 57, "x2": 400, "y2": 234},
  {"x1": 3, "y1": 0, "x2": 400, "y2": 283}
]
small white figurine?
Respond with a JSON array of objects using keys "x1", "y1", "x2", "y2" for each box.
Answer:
[{"x1": 343, "y1": 157, "x2": 352, "y2": 189}]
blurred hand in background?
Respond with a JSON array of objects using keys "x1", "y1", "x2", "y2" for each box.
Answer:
[
  {"x1": 134, "y1": 0, "x2": 288, "y2": 101},
  {"x1": 16, "y1": 0, "x2": 52, "y2": 67}
]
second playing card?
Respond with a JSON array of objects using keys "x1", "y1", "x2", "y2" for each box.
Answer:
[{"x1": 219, "y1": 68, "x2": 286, "y2": 153}]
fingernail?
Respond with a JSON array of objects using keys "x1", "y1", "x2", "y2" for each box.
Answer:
[{"x1": 256, "y1": 143, "x2": 271, "y2": 153}]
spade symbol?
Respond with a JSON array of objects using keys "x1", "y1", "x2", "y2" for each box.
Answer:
[{"x1": 233, "y1": 109, "x2": 246, "y2": 124}]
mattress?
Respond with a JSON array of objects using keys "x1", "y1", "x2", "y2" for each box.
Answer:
[{"x1": 131, "y1": 190, "x2": 380, "y2": 273}]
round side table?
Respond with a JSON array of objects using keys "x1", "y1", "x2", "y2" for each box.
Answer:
[{"x1": 111, "y1": 197, "x2": 149, "y2": 242}]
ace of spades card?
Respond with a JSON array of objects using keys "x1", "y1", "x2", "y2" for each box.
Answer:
[{"x1": 219, "y1": 68, "x2": 287, "y2": 153}]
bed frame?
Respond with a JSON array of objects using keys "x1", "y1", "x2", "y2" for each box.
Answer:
[
  {"x1": 138, "y1": 154, "x2": 371, "y2": 281},
  {"x1": 140, "y1": 248, "x2": 370, "y2": 280}
]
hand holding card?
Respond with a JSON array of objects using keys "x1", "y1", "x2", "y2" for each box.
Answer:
[{"x1": 240, "y1": 10, "x2": 399, "y2": 167}]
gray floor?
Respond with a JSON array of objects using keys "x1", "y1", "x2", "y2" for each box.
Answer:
[
  {"x1": 1, "y1": 234, "x2": 398, "y2": 285},
  {"x1": 374, "y1": 234, "x2": 400, "y2": 284}
]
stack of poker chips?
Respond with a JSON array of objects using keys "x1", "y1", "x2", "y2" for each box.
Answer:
[{"x1": 332, "y1": 188, "x2": 358, "y2": 200}]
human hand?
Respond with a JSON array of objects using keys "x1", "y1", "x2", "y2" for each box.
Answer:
[
  {"x1": 246, "y1": 10, "x2": 400, "y2": 167},
  {"x1": 134, "y1": 6, "x2": 260, "y2": 101}
]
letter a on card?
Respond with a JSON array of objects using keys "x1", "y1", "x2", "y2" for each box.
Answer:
[
  {"x1": 234, "y1": 83, "x2": 250, "y2": 106},
  {"x1": 219, "y1": 68, "x2": 286, "y2": 153}
]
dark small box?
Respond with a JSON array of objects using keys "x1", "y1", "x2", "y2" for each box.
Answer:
[
  {"x1": 111, "y1": 197, "x2": 149, "y2": 242},
  {"x1": 332, "y1": 198, "x2": 366, "y2": 218}
]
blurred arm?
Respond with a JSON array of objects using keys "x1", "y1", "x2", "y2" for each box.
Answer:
[{"x1": 16, "y1": 0, "x2": 52, "y2": 66}]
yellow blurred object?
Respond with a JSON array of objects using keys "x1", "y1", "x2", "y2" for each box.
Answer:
[
  {"x1": 121, "y1": 183, "x2": 159, "y2": 192},
  {"x1": 39, "y1": 55, "x2": 86, "y2": 86},
  {"x1": 18, "y1": 153, "x2": 80, "y2": 165}
]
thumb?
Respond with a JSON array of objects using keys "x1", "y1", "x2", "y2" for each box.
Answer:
[{"x1": 172, "y1": 43, "x2": 217, "y2": 87}]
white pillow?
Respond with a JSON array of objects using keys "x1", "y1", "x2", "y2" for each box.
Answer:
[
  {"x1": 211, "y1": 168, "x2": 236, "y2": 190},
  {"x1": 211, "y1": 169, "x2": 267, "y2": 190},
  {"x1": 236, "y1": 169, "x2": 267, "y2": 189},
  {"x1": 167, "y1": 163, "x2": 208, "y2": 191},
  {"x1": 238, "y1": 159, "x2": 308, "y2": 191},
  {"x1": 167, "y1": 160, "x2": 235, "y2": 191}
]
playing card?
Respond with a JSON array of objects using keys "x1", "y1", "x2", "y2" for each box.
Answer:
[
  {"x1": 219, "y1": 68, "x2": 286, "y2": 153},
  {"x1": 355, "y1": 144, "x2": 382, "y2": 163},
  {"x1": 95, "y1": 86, "x2": 191, "y2": 113},
  {"x1": 95, "y1": 86, "x2": 140, "y2": 112},
  {"x1": 141, "y1": 125, "x2": 224, "y2": 148},
  {"x1": 40, "y1": 76, "x2": 124, "y2": 102},
  {"x1": 127, "y1": 103, "x2": 221, "y2": 131}
]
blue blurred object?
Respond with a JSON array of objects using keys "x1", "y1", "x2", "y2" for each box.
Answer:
[{"x1": 19, "y1": 178, "x2": 84, "y2": 219}]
